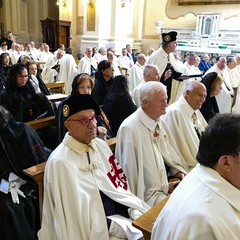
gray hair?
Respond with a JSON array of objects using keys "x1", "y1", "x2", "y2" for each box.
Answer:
[
  {"x1": 186, "y1": 53, "x2": 197, "y2": 61},
  {"x1": 137, "y1": 53, "x2": 146, "y2": 61},
  {"x1": 143, "y1": 64, "x2": 158, "y2": 77},
  {"x1": 140, "y1": 81, "x2": 166, "y2": 104}
]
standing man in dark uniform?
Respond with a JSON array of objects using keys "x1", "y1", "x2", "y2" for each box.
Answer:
[{"x1": 147, "y1": 31, "x2": 182, "y2": 103}]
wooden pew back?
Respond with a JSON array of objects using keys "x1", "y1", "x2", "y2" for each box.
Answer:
[
  {"x1": 46, "y1": 81, "x2": 65, "y2": 94},
  {"x1": 26, "y1": 116, "x2": 56, "y2": 130}
]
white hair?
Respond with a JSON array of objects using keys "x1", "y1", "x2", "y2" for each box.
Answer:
[{"x1": 140, "y1": 81, "x2": 166, "y2": 104}]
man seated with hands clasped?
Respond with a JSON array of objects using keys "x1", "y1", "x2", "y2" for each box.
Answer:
[{"x1": 38, "y1": 94, "x2": 150, "y2": 240}]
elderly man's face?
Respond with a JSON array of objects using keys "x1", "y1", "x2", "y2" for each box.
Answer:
[
  {"x1": 64, "y1": 109, "x2": 97, "y2": 144},
  {"x1": 217, "y1": 57, "x2": 227, "y2": 70},
  {"x1": 185, "y1": 84, "x2": 207, "y2": 110},
  {"x1": 86, "y1": 48, "x2": 93, "y2": 58},
  {"x1": 142, "y1": 91, "x2": 168, "y2": 120},
  {"x1": 168, "y1": 41, "x2": 177, "y2": 53}
]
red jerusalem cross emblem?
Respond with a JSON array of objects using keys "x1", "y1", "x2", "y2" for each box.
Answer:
[{"x1": 107, "y1": 155, "x2": 128, "y2": 190}]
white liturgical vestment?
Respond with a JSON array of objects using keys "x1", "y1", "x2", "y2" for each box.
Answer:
[
  {"x1": 38, "y1": 133, "x2": 149, "y2": 240},
  {"x1": 77, "y1": 56, "x2": 98, "y2": 75},
  {"x1": 116, "y1": 108, "x2": 188, "y2": 207},
  {"x1": 151, "y1": 164, "x2": 240, "y2": 240},
  {"x1": 163, "y1": 96, "x2": 208, "y2": 169}
]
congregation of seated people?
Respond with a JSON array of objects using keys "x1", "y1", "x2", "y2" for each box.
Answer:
[{"x1": 1, "y1": 29, "x2": 240, "y2": 239}]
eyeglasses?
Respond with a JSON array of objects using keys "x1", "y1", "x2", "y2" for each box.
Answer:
[
  {"x1": 17, "y1": 75, "x2": 29, "y2": 79},
  {"x1": 67, "y1": 115, "x2": 101, "y2": 127}
]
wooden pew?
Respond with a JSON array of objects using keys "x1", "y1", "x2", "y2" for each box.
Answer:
[
  {"x1": 23, "y1": 162, "x2": 46, "y2": 223},
  {"x1": 132, "y1": 195, "x2": 170, "y2": 240},
  {"x1": 25, "y1": 116, "x2": 56, "y2": 130},
  {"x1": 23, "y1": 137, "x2": 117, "y2": 223},
  {"x1": 105, "y1": 137, "x2": 116, "y2": 154},
  {"x1": 46, "y1": 81, "x2": 65, "y2": 94}
]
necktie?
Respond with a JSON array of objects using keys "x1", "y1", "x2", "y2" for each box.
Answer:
[
  {"x1": 192, "y1": 112, "x2": 197, "y2": 124},
  {"x1": 192, "y1": 112, "x2": 201, "y2": 139},
  {"x1": 153, "y1": 124, "x2": 160, "y2": 143},
  {"x1": 154, "y1": 124, "x2": 160, "y2": 138},
  {"x1": 167, "y1": 55, "x2": 170, "y2": 63}
]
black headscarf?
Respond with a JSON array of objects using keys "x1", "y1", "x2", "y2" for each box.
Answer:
[
  {"x1": 200, "y1": 72, "x2": 220, "y2": 122},
  {"x1": 0, "y1": 105, "x2": 47, "y2": 180},
  {"x1": 102, "y1": 75, "x2": 137, "y2": 135},
  {"x1": 0, "y1": 63, "x2": 55, "y2": 122}
]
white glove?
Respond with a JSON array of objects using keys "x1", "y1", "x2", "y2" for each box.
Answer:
[
  {"x1": 29, "y1": 74, "x2": 41, "y2": 94},
  {"x1": 128, "y1": 208, "x2": 143, "y2": 220},
  {"x1": 8, "y1": 173, "x2": 26, "y2": 204},
  {"x1": 109, "y1": 220, "x2": 127, "y2": 239}
]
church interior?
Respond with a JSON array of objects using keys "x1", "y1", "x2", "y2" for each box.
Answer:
[
  {"x1": 1, "y1": 0, "x2": 240, "y2": 58},
  {"x1": 0, "y1": 0, "x2": 240, "y2": 239}
]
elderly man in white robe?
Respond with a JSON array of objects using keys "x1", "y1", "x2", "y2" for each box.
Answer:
[
  {"x1": 116, "y1": 81, "x2": 189, "y2": 207},
  {"x1": 128, "y1": 53, "x2": 146, "y2": 92},
  {"x1": 78, "y1": 47, "x2": 98, "y2": 76},
  {"x1": 205, "y1": 56, "x2": 233, "y2": 113},
  {"x1": 38, "y1": 94, "x2": 150, "y2": 240},
  {"x1": 41, "y1": 49, "x2": 64, "y2": 83},
  {"x1": 132, "y1": 64, "x2": 160, "y2": 107},
  {"x1": 226, "y1": 57, "x2": 239, "y2": 108},
  {"x1": 152, "y1": 113, "x2": 240, "y2": 240},
  {"x1": 163, "y1": 81, "x2": 208, "y2": 170}
]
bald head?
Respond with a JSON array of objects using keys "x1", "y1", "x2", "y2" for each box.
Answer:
[
  {"x1": 216, "y1": 56, "x2": 227, "y2": 70},
  {"x1": 184, "y1": 81, "x2": 207, "y2": 110}
]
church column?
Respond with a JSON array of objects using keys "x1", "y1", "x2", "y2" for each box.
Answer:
[
  {"x1": 132, "y1": 0, "x2": 144, "y2": 53},
  {"x1": 80, "y1": 0, "x2": 114, "y2": 53}
]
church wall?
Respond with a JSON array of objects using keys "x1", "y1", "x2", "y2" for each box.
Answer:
[{"x1": 1, "y1": 0, "x2": 240, "y2": 58}]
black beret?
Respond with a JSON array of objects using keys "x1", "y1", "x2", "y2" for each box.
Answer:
[
  {"x1": 162, "y1": 31, "x2": 178, "y2": 43},
  {"x1": 62, "y1": 94, "x2": 101, "y2": 119}
]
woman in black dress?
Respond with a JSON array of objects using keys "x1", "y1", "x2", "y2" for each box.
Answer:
[
  {"x1": 102, "y1": 75, "x2": 137, "y2": 135},
  {"x1": 200, "y1": 72, "x2": 223, "y2": 122},
  {"x1": 0, "y1": 63, "x2": 56, "y2": 149}
]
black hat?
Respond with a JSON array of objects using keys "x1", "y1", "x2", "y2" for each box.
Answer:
[
  {"x1": 162, "y1": 31, "x2": 178, "y2": 43},
  {"x1": 62, "y1": 94, "x2": 101, "y2": 119}
]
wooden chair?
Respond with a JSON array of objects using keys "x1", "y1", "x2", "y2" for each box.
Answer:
[
  {"x1": 23, "y1": 137, "x2": 117, "y2": 223},
  {"x1": 132, "y1": 195, "x2": 170, "y2": 240},
  {"x1": 46, "y1": 81, "x2": 65, "y2": 94},
  {"x1": 119, "y1": 67, "x2": 129, "y2": 77}
]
